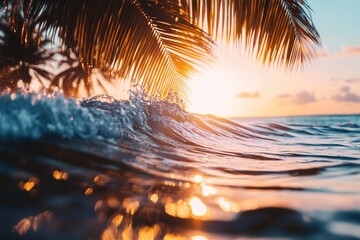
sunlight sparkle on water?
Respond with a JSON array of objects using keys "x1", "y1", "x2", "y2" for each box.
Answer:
[
  {"x1": 202, "y1": 184, "x2": 217, "y2": 196},
  {"x1": 192, "y1": 236, "x2": 208, "y2": 240},
  {"x1": 18, "y1": 177, "x2": 39, "y2": 192},
  {"x1": 110, "y1": 214, "x2": 123, "y2": 227},
  {"x1": 122, "y1": 198, "x2": 140, "y2": 215},
  {"x1": 84, "y1": 187, "x2": 93, "y2": 196},
  {"x1": 149, "y1": 193, "x2": 159, "y2": 203},
  {"x1": 164, "y1": 233, "x2": 187, "y2": 240},
  {"x1": 137, "y1": 225, "x2": 161, "y2": 240},
  {"x1": 193, "y1": 175, "x2": 203, "y2": 183},
  {"x1": 216, "y1": 197, "x2": 241, "y2": 212},
  {"x1": 189, "y1": 197, "x2": 208, "y2": 216},
  {"x1": 53, "y1": 170, "x2": 68, "y2": 180}
]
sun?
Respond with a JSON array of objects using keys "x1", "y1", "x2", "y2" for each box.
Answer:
[{"x1": 187, "y1": 60, "x2": 244, "y2": 117}]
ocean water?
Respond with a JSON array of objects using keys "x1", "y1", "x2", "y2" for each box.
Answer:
[{"x1": 0, "y1": 91, "x2": 359, "y2": 239}]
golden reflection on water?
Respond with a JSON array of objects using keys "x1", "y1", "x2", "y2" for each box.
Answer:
[
  {"x1": 94, "y1": 174, "x2": 110, "y2": 186},
  {"x1": 201, "y1": 184, "x2": 217, "y2": 197},
  {"x1": 165, "y1": 199, "x2": 192, "y2": 218},
  {"x1": 13, "y1": 211, "x2": 53, "y2": 236},
  {"x1": 137, "y1": 224, "x2": 161, "y2": 240},
  {"x1": 94, "y1": 173, "x2": 222, "y2": 239},
  {"x1": 189, "y1": 197, "x2": 208, "y2": 217},
  {"x1": 12, "y1": 170, "x2": 307, "y2": 239},
  {"x1": 52, "y1": 170, "x2": 69, "y2": 180},
  {"x1": 18, "y1": 177, "x2": 39, "y2": 192},
  {"x1": 107, "y1": 196, "x2": 120, "y2": 208},
  {"x1": 13, "y1": 172, "x2": 253, "y2": 239},
  {"x1": 111, "y1": 214, "x2": 124, "y2": 227},
  {"x1": 216, "y1": 197, "x2": 241, "y2": 213},
  {"x1": 163, "y1": 233, "x2": 187, "y2": 240},
  {"x1": 85, "y1": 187, "x2": 94, "y2": 196},
  {"x1": 122, "y1": 197, "x2": 140, "y2": 215},
  {"x1": 149, "y1": 193, "x2": 159, "y2": 203},
  {"x1": 11, "y1": 169, "x2": 312, "y2": 240},
  {"x1": 13, "y1": 218, "x2": 31, "y2": 236},
  {"x1": 101, "y1": 215, "x2": 134, "y2": 240},
  {"x1": 192, "y1": 236, "x2": 209, "y2": 240},
  {"x1": 101, "y1": 222, "x2": 164, "y2": 240},
  {"x1": 164, "y1": 180, "x2": 177, "y2": 187},
  {"x1": 193, "y1": 175, "x2": 204, "y2": 183}
]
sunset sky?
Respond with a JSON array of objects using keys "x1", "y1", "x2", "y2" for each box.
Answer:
[{"x1": 188, "y1": 0, "x2": 360, "y2": 117}]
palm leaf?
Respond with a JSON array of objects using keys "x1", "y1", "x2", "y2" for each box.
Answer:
[{"x1": 184, "y1": 0, "x2": 320, "y2": 69}]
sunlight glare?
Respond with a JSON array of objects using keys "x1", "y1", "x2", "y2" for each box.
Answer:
[
  {"x1": 187, "y1": 54, "x2": 250, "y2": 117},
  {"x1": 188, "y1": 72, "x2": 238, "y2": 116},
  {"x1": 192, "y1": 236, "x2": 208, "y2": 240},
  {"x1": 202, "y1": 184, "x2": 217, "y2": 197},
  {"x1": 193, "y1": 175, "x2": 204, "y2": 183},
  {"x1": 216, "y1": 197, "x2": 240, "y2": 212},
  {"x1": 189, "y1": 197, "x2": 208, "y2": 216}
]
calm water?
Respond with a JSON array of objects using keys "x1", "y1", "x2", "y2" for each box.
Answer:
[{"x1": 0, "y1": 91, "x2": 359, "y2": 239}]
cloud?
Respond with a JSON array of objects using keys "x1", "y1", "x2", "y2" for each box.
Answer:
[
  {"x1": 317, "y1": 43, "x2": 360, "y2": 59},
  {"x1": 316, "y1": 47, "x2": 331, "y2": 58},
  {"x1": 237, "y1": 91, "x2": 260, "y2": 99},
  {"x1": 333, "y1": 86, "x2": 360, "y2": 102},
  {"x1": 277, "y1": 91, "x2": 316, "y2": 105},
  {"x1": 294, "y1": 91, "x2": 317, "y2": 104},
  {"x1": 330, "y1": 77, "x2": 360, "y2": 84},
  {"x1": 340, "y1": 44, "x2": 360, "y2": 57},
  {"x1": 277, "y1": 94, "x2": 291, "y2": 99},
  {"x1": 345, "y1": 78, "x2": 360, "y2": 83}
]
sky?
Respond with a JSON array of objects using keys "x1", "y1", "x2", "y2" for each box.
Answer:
[{"x1": 188, "y1": 0, "x2": 360, "y2": 118}]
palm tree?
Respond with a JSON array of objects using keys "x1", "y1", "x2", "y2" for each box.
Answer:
[
  {"x1": 0, "y1": 12, "x2": 55, "y2": 92},
  {"x1": 51, "y1": 50, "x2": 114, "y2": 97},
  {"x1": 2, "y1": 0, "x2": 320, "y2": 101}
]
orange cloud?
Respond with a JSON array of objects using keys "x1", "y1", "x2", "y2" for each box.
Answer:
[
  {"x1": 340, "y1": 44, "x2": 360, "y2": 57},
  {"x1": 345, "y1": 78, "x2": 360, "y2": 83},
  {"x1": 316, "y1": 43, "x2": 360, "y2": 59},
  {"x1": 236, "y1": 91, "x2": 260, "y2": 99},
  {"x1": 277, "y1": 91, "x2": 316, "y2": 105}
]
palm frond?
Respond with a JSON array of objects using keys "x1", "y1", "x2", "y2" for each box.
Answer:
[{"x1": 183, "y1": 0, "x2": 320, "y2": 69}]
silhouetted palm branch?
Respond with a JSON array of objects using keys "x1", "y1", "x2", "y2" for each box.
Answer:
[
  {"x1": 4, "y1": 0, "x2": 320, "y2": 99},
  {"x1": 0, "y1": 13, "x2": 54, "y2": 92},
  {"x1": 51, "y1": 51, "x2": 114, "y2": 97}
]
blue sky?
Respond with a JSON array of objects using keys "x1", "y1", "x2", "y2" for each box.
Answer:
[{"x1": 309, "y1": 0, "x2": 360, "y2": 51}]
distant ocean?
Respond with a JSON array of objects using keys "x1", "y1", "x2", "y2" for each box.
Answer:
[{"x1": 0, "y1": 91, "x2": 359, "y2": 239}]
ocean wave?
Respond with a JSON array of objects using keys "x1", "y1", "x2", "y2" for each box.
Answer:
[
  {"x1": 1, "y1": 91, "x2": 359, "y2": 142},
  {"x1": 1, "y1": 91, "x2": 359, "y2": 168},
  {"x1": 1, "y1": 91, "x2": 360, "y2": 239}
]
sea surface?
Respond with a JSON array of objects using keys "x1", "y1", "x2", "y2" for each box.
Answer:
[{"x1": 0, "y1": 91, "x2": 359, "y2": 239}]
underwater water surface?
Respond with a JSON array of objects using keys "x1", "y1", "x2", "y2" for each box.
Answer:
[{"x1": 0, "y1": 91, "x2": 359, "y2": 239}]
